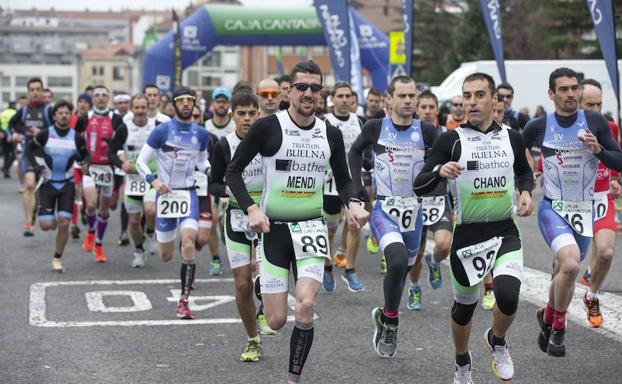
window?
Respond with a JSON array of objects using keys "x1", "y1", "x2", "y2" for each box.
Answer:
[
  {"x1": 2, "y1": 92, "x2": 10, "y2": 102},
  {"x1": 186, "y1": 70, "x2": 198, "y2": 87},
  {"x1": 201, "y1": 76, "x2": 221, "y2": 87},
  {"x1": 99, "y1": 66, "x2": 104, "y2": 76},
  {"x1": 113, "y1": 66, "x2": 124, "y2": 81},
  {"x1": 47, "y1": 76, "x2": 72, "y2": 87},
  {"x1": 1, "y1": 76, "x2": 10, "y2": 87},
  {"x1": 15, "y1": 76, "x2": 30, "y2": 87},
  {"x1": 92, "y1": 66, "x2": 97, "y2": 76},
  {"x1": 201, "y1": 51, "x2": 221, "y2": 67}
]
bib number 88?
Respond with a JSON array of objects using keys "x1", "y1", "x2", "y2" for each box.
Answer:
[{"x1": 129, "y1": 180, "x2": 147, "y2": 194}]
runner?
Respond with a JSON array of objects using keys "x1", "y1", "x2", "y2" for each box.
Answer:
[
  {"x1": 8, "y1": 77, "x2": 52, "y2": 237},
  {"x1": 113, "y1": 93, "x2": 131, "y2": 118},
  {"x1": 69, "y1": 93, "x2": 93, "y2": 239},
  {"x1": 27, "y1": 100, "x2": 88, "y2": 272},
  {"x1": 348, "y1": 75, "x2": 438, "y2": 358},
  {"x1": 522, "y1": 68, "x2": 622, "y2": 357},
  {"x1": 209, "y1": 90, "x2": 267, "y2": 361},
  {"x1": 136, "y1": 87, "x2": 211, "y2": 320},
  {"x1": 278, "y1": 75, "x2": 291, "y2": 110},
  {"x1": 496, "y1": 83, "x2": 529, "y2": 130},
  {"x1": 205, "y1": 87, "x2": 235, "y2": 139},
  {"x1": 226, "y1": 60, "x2": 368, "y2": 383},
  {"x1": 406, "y1": 90, "x2": 453, "y2": 311},
  {"x1": 1, "y1": 101, "x2": 17, "y2": 178},
  {"x1": 415, "y1": 72, "x2": 534, "y2": 382},
  {"x1": 445, "y1": 95, "x2": 467, "y2": 130},
  {"x1": 363, "y1": 88, "x2": 383, "y2": 121},
  {"x1": 74, "y1": 85, "x2": 126, "y2": 262},
  {"x1": 124, "y1": 83, "x2": 171, "y2": 125},
  {"x1": 108, "y1": 94, "x2": 158, "y2": 267},
  {"x1": 322, "y1": 81, "x2": 365, "y2": 293},
  {"x1": 256, "y1": 78, "x2": 280, "y2": 117}
]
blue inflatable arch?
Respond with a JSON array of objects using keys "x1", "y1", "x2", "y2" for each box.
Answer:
[{"x1": 143, "y1": 4, "x2": 389, "y2": 93}]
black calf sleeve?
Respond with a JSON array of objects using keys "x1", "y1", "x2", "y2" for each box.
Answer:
[
  {"x1": 451, "y1": 301, "x2": 477, "y2": 326},
  {"x1": 493, "y1": 275, "x2": 521, "y2": 316},
  {"x1": 383, "y1": 243, "x2": 410, "y2": 312}
]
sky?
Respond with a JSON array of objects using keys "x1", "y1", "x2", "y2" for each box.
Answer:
[{"x1": 5, "y1": 0, "x2": 312, "y2": 11}]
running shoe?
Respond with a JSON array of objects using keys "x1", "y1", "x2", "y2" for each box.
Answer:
[
  {"x1": 425, "y1": 252, "x2": 442, "y2": 289},
  {"x1": 580, "y1": 268, "x2": 592, "y2": 287},
  {"x1": 367, "y1": 235, "x2": 380, "y2": 254},
  {"x1": 147, "y1": 236, "x2": 158, "y2": 255},
  {"x1": 535, "y1": 308, "x2": 551, "y2": 354},
  {"x1": 547, "y1": 328, "x2": 566, "y2": 357},
  {"x1": 23, "y1": 224, "x2": 34, "y2": 237},
  {"x1": 406, "y1": 285, "x2": 422, "y2": 310},
  {"x1": 371, "y1": 307, "x2": 398, "y2": 358},
  {"x1": 51, "y1": 258, "x2": 64, "y2": 273},
  {"x1": 177, "y1": 298, "x2": 195, "y2": 319},
  {"x1": 94, "y1": 245, "x2": 107, "y2": 263},
  {"x1": 583, "y1": 292, "x2": 603, "y2": 328},
  {"x1": 117, "y1": 231, "x2": 130, "y2": 246},
  {"x1": 257, "y1": 314, "x2": 277, "y2": 336},
  {"x1": 240, "y1": 338, "x2": 263, "y2": 362},
  {"x1": 380, "y1": 255, "x2": 387, "y2": 274},
  {"x1": 484, "y1": 328, "x2": 514, "y2": 381},
  {"x1": 323, "y1": 268, "x2": 336, "y2": 293},
  {"x1": 132, "y1": 250, "x2": 145, "y2": 268},
  {"x1": 333, "y1": 248, "x2": 347, "y2": 268},
  {"x1": 209, "y1": 259, "x2": 222, "y2": 275},
  {"x1": 341, "y1": 270, "x2": 364, "y2": 292},
  {"x1": 83, "y1": 231, "x2": 95, "y2": 252},
  {"x1": 453, "y1": 351, "x2": 474, "y2": 384},
  {"x1": 70, "y1": 225, "x2": 81, "y2": 239},
  {"x1": 482, "y1": 289, "x2": 496, "y2": 310}
]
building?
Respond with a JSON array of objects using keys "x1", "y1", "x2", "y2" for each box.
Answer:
[
  {"x1": 79, "y1": 43, "x2": 139, "y2": 96},
  {"x1": 0, "y1": 64, "x2": 78, "y2": 102}
]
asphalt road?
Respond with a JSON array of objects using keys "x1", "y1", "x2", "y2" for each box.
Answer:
[{"x1": 1, "y1": 177, "x2": 621, "y2": 384}]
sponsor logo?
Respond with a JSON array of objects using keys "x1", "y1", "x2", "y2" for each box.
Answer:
[{"x1": 183, "y1": 25, "x2": 198, "y2": 39}]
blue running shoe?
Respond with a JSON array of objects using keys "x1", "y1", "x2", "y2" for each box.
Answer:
[
  {"x1": 341, "y1": 270, "x2": 364, "y2": 292},
  {"x1": 209, "y1": 259, "x2": 223, "y2": 275},
  {"x1": 425, "y1": 252, "x2": 442, "y2": 290},
  {"x1": 323, "y1": 268, "x2": 336, "y2": 293},
  {"x1": 406, "y1": 285, "x2": 422, "y2": 310}
]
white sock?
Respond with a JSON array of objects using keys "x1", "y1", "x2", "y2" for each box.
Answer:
[
  {"x1": 586, "y1": 290, "x2": 598, "y2": 300},
  {"x1": 411, "y1": 281, "x2": 420, "y2": 289}
]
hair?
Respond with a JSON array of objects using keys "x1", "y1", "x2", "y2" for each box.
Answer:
[
  {"x1": 130, "y1": 93, "x2": 148, "y2": 108},
  {"x1": 160, "y1": 93, "x2": 171, "y2": 103},
  {"x1": 332, "y1": 81, "x2": 352, "y2": 94},
  {"x1": 580, "y1": 78, "x2": 602, "y2": 91},
  {"x1": 366, "y1": 88, "x2": 382, "y2": 98},
  {"x1": 289, "y1": 60, "x2": 323, "y2": 84},
  {"x1": 549, "y1": 67, "x2": 578, "y2": 91},
  {"x1": 463, "y1": 72, "x2": 496, "y2": 95},
  {"x1": 18, "y1": 95, "x2": 27, "y2": 101},
  {"x1": 416, "y1": 90, "x2": 438, "y2": 107},
  {"x1": 233, "y1": 80, "x2": 253, "y2": 94},
  {"x1": 231, "y1": 91, "x2": 259, "y2": 111},
  {"x1": 279, "y1": 75, "x2": 291, "y2": 84},
  {"x1": 84, "y1": 85, "x2": 94, "y2": 93},
  {"x1": 27, "y1": 78, "x2": 43, "y2": 90},
  {"x1": 142, "y1": 83, "x2": 160, "y2": 94},
  {"x1": 44, "y1": 88, "x2": 53, "y2": 95},
  {"x1": 387, "y1": 75, "x2": 415, "y2": 96},
  {"x1": 496, "y1": 83, "x2": 514, "y2": 94},
  {"x1": 93, "y1": 84, "x2": 109, "y2": 93},
  {"x1": 52, "y1": 100, "x2": 74, "y2": 116}
]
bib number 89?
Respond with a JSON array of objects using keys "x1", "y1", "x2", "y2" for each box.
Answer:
[{"x1": 300, "y1": 235, "x2": 329, "y2": 257}]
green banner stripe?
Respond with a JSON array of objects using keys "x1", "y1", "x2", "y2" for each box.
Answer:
[{"x1": 205, "y1": 5, "x2": 322, "y2": 35}]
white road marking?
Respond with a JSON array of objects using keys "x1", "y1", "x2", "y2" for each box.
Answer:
[
  {"x1": 29, "y1": 278, "x2": 313, "y2": 327},
  {"x1": 85, "y1": 291, "x2": 152, "y2": 313}
]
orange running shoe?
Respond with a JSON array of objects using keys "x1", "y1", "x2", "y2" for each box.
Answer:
[
  {"x1": 583, "y1": 292, "x2": 603, "y2": 328},
  {"x1": 94, "y1": 244, "x2": 107, "y2": 263},
  {"x1": 83, "y1": 231, "x2": 95, "y2": 252},
  {"x1": 334, "y1": 248, "x2": 347, "y2": 268}
]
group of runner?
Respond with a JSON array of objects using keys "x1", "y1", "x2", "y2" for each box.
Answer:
[{"x1": 2, "y1": 61, "x2": 621, "y2": 384}]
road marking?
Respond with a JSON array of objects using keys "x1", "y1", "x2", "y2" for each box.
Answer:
[
  {"x1": 85, "y1": 291, "x2": 152, "y2": 313},
  {"x1": 29, "y1": 278, "x2": 311, "y2": 328},
  {"x1": 425, "y1": 242, "x2": 622, "y2": 343}
]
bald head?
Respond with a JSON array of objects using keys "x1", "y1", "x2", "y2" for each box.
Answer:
[
  {"x1": 580, "y1": 83, "x2": 603, "y2": 113},
  {"x1": 257, "y1": 78, "x2": 280, "y2": 116}
]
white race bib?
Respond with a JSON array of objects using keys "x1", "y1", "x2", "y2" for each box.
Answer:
[
  {"x1": 157, "y1": 190, "x2": 191, "y2": 218},
  {"x1": 230, "y1": 209, "x2": 257, "y2": 241},
  {"x1": 195, "y1": 172, "x2": 208, "y2": 197},
  {"x1": 288, "y1": 219, "x2": 330, "y2": 260},
  {"x1": 89, "y1": 164, "x2": 113, "y2": 187},
  {"x1": 125, "y1": 173, "x2": 149, "y2": 197},
  {"x1": 324, "y1": 173, "x2": 338, "y2": 196},
  {"x1": 593, "y1": 193, "x2": 608, "y2": 222},
  {"x1": 380, "y1": 196, "x2": 420, "y2": 232},
  {"x1": 421, "y1": 196, "x2": 446, "y2": 226},
  {"x1": 552, "y1": 200, "x2": 594, "y2": 237},
  {"x1": 457, "y1": 237, "x2": 503, "y2": 286}
]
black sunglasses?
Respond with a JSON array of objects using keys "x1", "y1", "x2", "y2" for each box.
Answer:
[{"x1": 291, "y1": 82, "x2": 323, "y2": 93}]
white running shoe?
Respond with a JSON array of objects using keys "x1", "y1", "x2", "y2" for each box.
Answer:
[
  {"x1": 132, "y1": 250, "x2": 145, "y2": 268},
  {"x1": 484, "y1": 327, "x2": 514, "y2": 381},
  {"x1": 147, "y1": 236, "x2": 158, "y2": 255},
  {"x1": 453, "y1": 351, "x2": 474, "y2": 384}
]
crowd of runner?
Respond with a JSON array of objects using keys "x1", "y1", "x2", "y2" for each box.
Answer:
[{"x1": 0, "y1": 61, "x2": 620, "y2": 384}]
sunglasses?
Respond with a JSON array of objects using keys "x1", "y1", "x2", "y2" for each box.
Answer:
[
  {"x1": 257, "y1": 89, "x2": 281, "y2": 98},
  {"x1": 174, "y1": 96, "x2": 195, "y2": 105},
  {"x1": 291, "y1": 82, "x2": 323, "y2": 93}
]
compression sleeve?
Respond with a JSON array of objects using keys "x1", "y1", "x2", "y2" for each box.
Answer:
[
  {"x1": 592, "y1": 114, "x2": 622, "y2": 171},
  {"x1": 327, "y1": 123, "x2": 357, "y2": 204},
  {"x1": 522, "y1": 117, "x2": 545, "y2": 148},
  {"x1": 108, "y1": 124, "x2": 128, "y2": 169},
  {"x1": 208, "y1": 138, "x2": 228, "y2": 198},
  {"x1": 348, "y1": 119, "x2": 380, "y2": 197},
  {"x1": 414, "y1": 131, "x2": 460, "y2": 196},
  {"x1": 508, "y1": 129, "x2": 534, "y2": 194},
  {"x1": 75, "y1": 134, "x2": 89, "y2": 163},
  {"x1": 136, "y1": 144, "x2": 157, "y2": 182}
]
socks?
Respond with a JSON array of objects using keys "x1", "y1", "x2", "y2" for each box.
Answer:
[
  {"x1": 381, "y1": 307, "x2": 399, "y2": 326},
  {"x1": 544, "y1": 303, "x2": 554, "y2": 325},
  {"x1": 120, "y1": 203, "x2": 128, "y2": 232},
  {"x1": 180, "y1": 261, "x2": 196, "y2": 298},
  {"x1": 484, "y1": 282, "x2": 493, "y2": 292},
  {"x1": 553, "y1": 309, "x2": 567, "y2": 329},
  {"x1": 586, "y1": 290, "x2": 598, "y2": 300},
  {"x1": 288, "y1": 321, "x2": 314, "y2": 383},
  {"x1": 488, "y1": 328, "x2": 506, "y2": 347},
  {"x1": 429, "y1": 256, "x2": 440, "y2": 267},
  {"x1": 54, "y1": 252, "x2": 62, "y2": 259},
  {"x1": 324, "y1": 264, "x2": 333, "y2": 272},
  {"x1": 455, "y1": 351, "x2": 471, "y2": 367},
  {"x1": 410, "y1": 281, "x2": 421, "y2": 289},
  {"x1": 95, "y1": 214, "x2": 108, "y2": 245},
  {"x1": 345, "y1": 268, "x2": 355, "y2": 274},
  {"x1": 86, "y1": 210, "x2": 96, "y2": 231}
]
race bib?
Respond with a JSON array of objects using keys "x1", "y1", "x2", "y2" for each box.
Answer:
[
  {"x1": 230, "y1": 209, "x2": 257, "y2": 241},
  {"x1": 593, "y1": 193, "x2": 608, "y2": 222},
  {"x1": 195, "y1": 172, "x2": 208, "y2": 197},
  {"x1": 157, "y1": 190, "x2": 191, "y2": 218},
  {"x1": 421, "y1": 196, "x2": 446, "y2": 226},
  {"x1": 552, "y1": 200, "x2": 594, "y2": 237},
  {"x1": 457, "y1": 237, "x2": 503, "y2": 286},
  {"x1": 380, "y1": 196, "x2": 420, "y2": 232},
  {"x1": 288, "y1": 219, "x2": 330, "y2": 260},
  {"x1": 89, "y1": 164, "x2": 113, "y2": 187},
  {"x1": 125, "y1": 173, "x2": 149, "y2": 197},
  {"x1": 324, "y1": 173, "x2": 338, "y2": 196}
]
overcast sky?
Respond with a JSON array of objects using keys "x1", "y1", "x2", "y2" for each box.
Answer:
[{"x1": 5, "y1": 0, "x2": 312, "y2": 11}]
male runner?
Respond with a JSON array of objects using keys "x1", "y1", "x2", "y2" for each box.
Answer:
[
  {"x1": 137, "y1": 87, "x2": 211, "y2": 319},
  {"x1": 124, "y1": 84, "x2": 171, "y2": 125},
  {"x1": 256, "y1": 78, "x2": 280, "y2": 117},
  {"x1": 226, "y1": 60, "x2": 368, "y2": 383},
  {"x1": 406, "y1": 90, "x2": 453, "y2": 310},
  {"x1": 415, "y1": 72, "x2": 534, "y2": 382},
  {"x1": 497, "y1": 83, "x2": 529, "y2": 130},
  {"x1": 278, "y1": 75, "x2": 291, "y2": 110},
  {"x1": 27, "y1": 101, "x2": 88, "y2": 272},
  {"x1": 74, "y1": 85, "x2": 126, "y2": 262},
  {"x1": 205, "y1": 87, "x2": 235, "y2": 139},
  {"x1": 349, "y1": 75, "x2": 437, "y2": 358},
  {"x1": 523, "y1": 68, "x2": 622, "y2": 357},
  {"x1": 69, "y1": 93, "x2": 92, "y2": 239},
  {"x1": 445, "y1": 95, "x2": 467, "y2": 130},
  {"x1": 108, "y1": 94, "x2": 158, "y2": 267}
]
